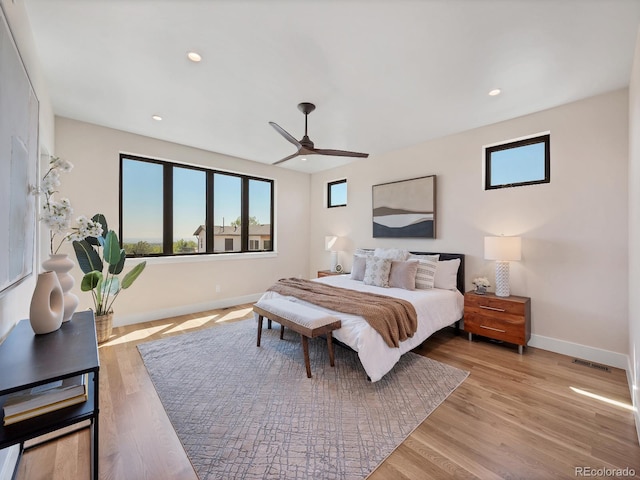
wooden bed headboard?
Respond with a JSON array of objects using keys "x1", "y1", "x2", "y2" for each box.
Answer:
[{"x1": 359, "y1": 250, "x2": 466, "y2": 294}]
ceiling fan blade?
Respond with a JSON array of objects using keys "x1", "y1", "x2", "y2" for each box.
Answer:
[
  {"x1": 269, "y1": 122, "x2": 301, "y2": 148},
  {"x1": 313, "y1": 148, "x2": 369, "y2": 158},
  {"x1": 272, "y1": 151, "x2": 302, "y2": 166}
]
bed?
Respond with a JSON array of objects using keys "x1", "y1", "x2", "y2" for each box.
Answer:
[{"x1": 256, "y1": 251, "x2": 465, "y2": 382}]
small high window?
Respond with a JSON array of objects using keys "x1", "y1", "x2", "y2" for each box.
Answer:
[
  {"x1": 328, "y1": 179, "x2": 347, "y2": 208},
  {"x1": 485, "y1": 134, "x2": 550, "y2": 190}
]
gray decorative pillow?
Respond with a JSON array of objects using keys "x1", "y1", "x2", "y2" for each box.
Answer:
[
  {"x1": 415, "y1": 258, "x2": 438, "y2": 290},
  {"x1": 363, "y1": 256, "x2": 392, "y2": 287},
  {"x1": 389, "y1": 260, "x2": 419, "y2": 290},
  {"x1": 350, "y1": 255, "x2": 368, "y2": 281}
]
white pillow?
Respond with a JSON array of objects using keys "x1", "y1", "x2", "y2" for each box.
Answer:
[
  {"x1": 415, "y1": 258, "x2": 438, "y2": 290},
  {"x1": 373, "y1": 248, "x2": 410, "y2": 261},
  {"x1": 363, "y1": 256, "x2": 392, "y2": 287},
  {"x1": 354, "y1": 248, "x2": 374, "y2": 257},
  {"x1": 409, "y1": 253, "x2": 440, "y2": 262},
  {"x1": 433, "y1": 258, "x2": 461, "y2": 291}
]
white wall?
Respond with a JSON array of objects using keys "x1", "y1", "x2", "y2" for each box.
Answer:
[
  {"x1": 54, "y1": 117, "x2": 310, "y2": 325},
  {"x1": 310, "y1": 89, "x2": 629, "y2": 367},
  {"x1": 628, "y1": 28, "x2": 640, "y2": 444},
  {"x1": 0, "y1": 0, "x2": 54, "y2": 340}
]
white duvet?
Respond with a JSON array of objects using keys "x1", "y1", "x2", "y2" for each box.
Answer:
[{"x1": 256, "y1": 275, "x2": 464, "y2": 382}]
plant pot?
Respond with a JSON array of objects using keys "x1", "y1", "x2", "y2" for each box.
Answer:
[
  {"x1": 95, "y1": 311, "x2": 114, "y2": 344},
  {"x1": 42, "y1": 254, "x2": 79, "y2": 322},
  {"x1": 474, "y1": 286, "x2": 487, "y2": 295},
  {"x1": 29, "y1": 271, "x2": 64, "y2": 334}
]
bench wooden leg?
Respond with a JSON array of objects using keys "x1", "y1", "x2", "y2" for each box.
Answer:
[
  {"x1": 326, "y1": 332, "x2": 335, "y2": 367},
  {"x1": 280, "y1": 324, "x2": 285, "y2": 339},
  {"x1": 301, "y1": 335, "x2": 312, "y2": 378},
  {"x1": 267, "y1": 319, "x2": 272, "y2": 329},
  {"x1": 257, "y1": 315, "x2": 263, "y2": 347}
]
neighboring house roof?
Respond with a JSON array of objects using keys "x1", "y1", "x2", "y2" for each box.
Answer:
[{"x1": 192, "y1": 224, "x2": 271, "y2": 236}]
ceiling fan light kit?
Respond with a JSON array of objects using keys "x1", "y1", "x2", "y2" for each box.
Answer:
[{"x1": 270, "y1": 102, "x2": 369, "y2": 165}]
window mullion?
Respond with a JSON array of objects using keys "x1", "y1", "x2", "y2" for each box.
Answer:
[
  {"x1": 241, "y1": 177, "x2": 249, "y2": 252},
  {"x1": 206, "y1": 171, "x2": 214, "y2": 253},
  {"x1": 163, "y1": 164, "x2": 173, "y2": 254}
]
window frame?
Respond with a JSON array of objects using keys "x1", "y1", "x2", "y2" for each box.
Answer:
[
  {"x1": 119, "y1": 154, "x2": 274, "y2": 257},
  {"x1": 327, "y1": 179, "x2": 347, "y2": 208},
  {"x1": 484, "y1": 133, "x2": 550, "y2": 190}
]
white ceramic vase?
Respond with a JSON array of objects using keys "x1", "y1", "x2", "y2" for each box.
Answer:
[
  {"x1": 29, "y1": 271, "x2": 64, "y2": 334},
  {"x1": 42, "y1": 254, "x2": 79, "y2": 322}
]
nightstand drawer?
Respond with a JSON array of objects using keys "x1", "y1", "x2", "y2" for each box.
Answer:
[
  {"x1": 464, "y1": 294, "x2": 526, "y2": 316},
  {"x1": 464, "y1": 313, "x2": 526, "y2": 345}
]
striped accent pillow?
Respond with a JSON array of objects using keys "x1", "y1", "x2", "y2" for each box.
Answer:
[{"x1": 415, "y1": 258, "x2": 438, "y2": 289}]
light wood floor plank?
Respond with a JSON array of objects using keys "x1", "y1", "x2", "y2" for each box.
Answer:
[{"x1": 15, "y1": 306, "x2": 640, "y2": 479}]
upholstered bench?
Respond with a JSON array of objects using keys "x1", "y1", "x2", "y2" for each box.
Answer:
[{"x1": 254, "y1": 298, "x2": 342, "y2": 378}]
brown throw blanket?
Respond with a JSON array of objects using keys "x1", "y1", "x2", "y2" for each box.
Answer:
[{"x1": 267, "y1": 278, "x2": 417, "y2": 348}]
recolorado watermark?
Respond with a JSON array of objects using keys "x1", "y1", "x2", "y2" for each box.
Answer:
[{"x1": 575, "y1": 466, "x2": 636, "y2": 477}]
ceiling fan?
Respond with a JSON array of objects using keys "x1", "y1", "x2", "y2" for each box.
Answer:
[{"x1": 269, "y1": 102, "x2": 369, "y2": 165}]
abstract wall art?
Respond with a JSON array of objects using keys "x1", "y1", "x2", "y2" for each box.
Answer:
[{"x1": 372, "y1": 175, "x2": 436, "y2": 238}]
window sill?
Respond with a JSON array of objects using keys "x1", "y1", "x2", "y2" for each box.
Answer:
[{"x1": 126, "y1": 251, "x2": 278, "y2": 266}]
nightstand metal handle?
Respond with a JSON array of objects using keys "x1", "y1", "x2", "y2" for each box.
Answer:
[
  {"x1": 479, "y1": 305, "x2": 506, "y2": 312},
  {"x1": 480, "y1": 325, "x2": 506, "y2": 333}
]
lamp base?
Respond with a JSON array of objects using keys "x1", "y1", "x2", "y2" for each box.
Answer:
[
  {"x1": 495, "y1": 261, "x2": 510, "y2": 297},
  {"x1": 330, "y1": 251, "x2": 338, "y2": 272}
]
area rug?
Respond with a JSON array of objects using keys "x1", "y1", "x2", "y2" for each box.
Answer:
[{"x1": 138, "y1": 319, "x2": 468, "y2": 480}]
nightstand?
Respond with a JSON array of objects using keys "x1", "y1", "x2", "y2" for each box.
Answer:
[
  {"x1": 317, "y1": 270, "x2": 347, "y2": 278},
  {"x1": 464, "y1": 291, "x2": 531, "y2": 354}
]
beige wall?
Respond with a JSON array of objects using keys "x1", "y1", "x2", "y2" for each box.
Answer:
[
  {"x1": 628, "y1": 27, "x2": 640, "y2": 442},
  {"x1": 0, "y1": 0, "x2": 55, "y2": 340},
  {"x1": 54, "y1": 117, "x2": 310, "y2": 325},
  {"x1": 310, "y1": 89, "x2": 629, "y2": 367}
]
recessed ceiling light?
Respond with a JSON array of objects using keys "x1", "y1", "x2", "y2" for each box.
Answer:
[
  {"x1": 152, "y1": 115, "x2": 163, "y2": 121},
  {"x1": 489, "y1": 88, "x2": 501, "y2": 96},
  {"x1": 187, "y1": 51, "x2": 202, "y2": 62}
]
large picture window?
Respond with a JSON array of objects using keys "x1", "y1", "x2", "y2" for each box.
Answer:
[
  {"x1": 120, "y1": 154, "x2": 274, "y2": 257},
  {"x1": 485, "y1": 134, "x2": 550, "y2": 190}
]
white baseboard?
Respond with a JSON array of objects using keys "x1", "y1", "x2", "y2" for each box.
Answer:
[
  {"x1": 627, "y1": 356, "x2": 640, "y2": 447},
  {"x1": 528, "y1": 334, "x2": 628, "y2": 370},
  {"x1": 112, "y1": 293, "x2": 263, "y2": 327}
]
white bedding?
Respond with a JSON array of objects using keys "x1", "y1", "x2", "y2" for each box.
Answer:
[{"x1": 256, "y1": 275, "x2": 464, "y2": 382}]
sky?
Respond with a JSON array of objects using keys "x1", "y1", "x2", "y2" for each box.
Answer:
[
  {"x1": 122, "y1": 159, "x2": 271, "y2": 243},
  {"x1": 330, "y1": 181, "x2": 347, "y2": 206},
  {"x1": 490, "y1": 141, "x2": 546, "y2": 186}
]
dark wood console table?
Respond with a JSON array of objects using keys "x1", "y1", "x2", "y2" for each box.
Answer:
[{"x1": 0, "y1": 310, "x2": 99, "y2": 479}]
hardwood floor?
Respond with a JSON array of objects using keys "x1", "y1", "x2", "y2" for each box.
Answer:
[{"x1": 17, "y1": 305, "x2": 640, "y2": 479}]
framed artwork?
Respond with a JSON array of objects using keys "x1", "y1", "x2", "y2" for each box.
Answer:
[
  {"x1": 372, "y1": 175, "x2": 436, "y2": 238},
  {"x1": 0, "y1": 5, "x2": 39, "y2": 294}
]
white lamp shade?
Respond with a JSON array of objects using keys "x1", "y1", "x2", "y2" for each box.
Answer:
[
  {"x1": 325, "y1": 236, "x2": 338, "y2": 251},
  {"x1": 484, "y1": 236, "x2": 522, "y2": 261}
]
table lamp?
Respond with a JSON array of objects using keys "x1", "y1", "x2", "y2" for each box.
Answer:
[
  {"x1": 325, "y1": 236, "x2": 339, "y2": 272},
  {"x1": 484, "y1": 236, "x2": 521, "y2": 297}
]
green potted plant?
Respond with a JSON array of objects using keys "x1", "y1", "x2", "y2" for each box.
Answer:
[{"x1": 72, "y1": 214, "x2": 146, "y2": 343}]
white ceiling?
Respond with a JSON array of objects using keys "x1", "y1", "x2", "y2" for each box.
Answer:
[{"x1": 23, "y1": 0, "x2": 640, "y2": 174}]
